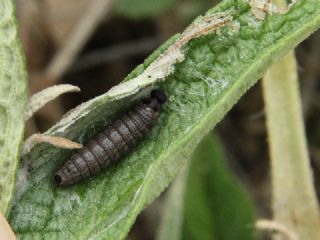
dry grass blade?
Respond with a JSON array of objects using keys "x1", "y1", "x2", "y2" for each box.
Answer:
[
  {"x1": 45, "y1": 0, "x2": 116, "y2": 82},
  {"x1": 25, "y1": 84, "x2": 80, "y2": 120},
  {"x1": 70, "y1": 37, "x2": 161, "y2": 72},
  {"x1": 23, "y1": 133, "x2": 83, "y2": 155}
]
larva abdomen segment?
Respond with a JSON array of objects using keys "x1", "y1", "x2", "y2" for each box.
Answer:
[{"x1": 54, "y1": 90, "x2": 166, "y2": 187}]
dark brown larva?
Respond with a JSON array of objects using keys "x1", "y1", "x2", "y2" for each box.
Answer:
[{"x1": 54, "y1": 89, "x2": 166, "y2": 187}]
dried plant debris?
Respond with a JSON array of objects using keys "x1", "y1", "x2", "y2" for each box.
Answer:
[
  {"x1": 23, "y1": 134, "x2": 83, "y2": 155},
  {"x1": 256, "y1": 219, "x2": 298, "y2": 240},
  {"x1": 250, "y1": 0, "x2": 298, "y2": 20},
  {"x1": 25, "y1": 84, "x2": 80, "y2": 120}
]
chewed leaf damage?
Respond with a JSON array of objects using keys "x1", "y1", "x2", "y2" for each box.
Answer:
[{"x1": 250, "y1": 0, "x2": 298, "y2": 20}]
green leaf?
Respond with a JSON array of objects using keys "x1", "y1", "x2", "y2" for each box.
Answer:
[
  {"x1": 0, "y1": 0, "x2": 27, "y2": 215},
  {"x1": 157, "y1": 134, "x2": 256, "y2": 240},
  {"x1": 182, "y1": 134, "x2": 256, "y2": 240},
  {"x1": 115, "y1": 0, "x2": 177, "y2": 18},
  {"x1": 9, "y1": 0, "x2": 320, "y2": 239}
]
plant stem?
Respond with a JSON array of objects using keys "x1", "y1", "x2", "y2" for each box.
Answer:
[
  {"x1": 156, "y1": 164, "x2": 188, "y2": 240},
  {"x1": 262, "y1": 30, "x2": 320, "y2": 240}
]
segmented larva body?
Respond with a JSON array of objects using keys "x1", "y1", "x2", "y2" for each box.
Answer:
[{"x1": 54, "y1": 90, "x2": 166, "y2": 187}]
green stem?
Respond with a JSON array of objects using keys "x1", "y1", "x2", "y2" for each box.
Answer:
[{"x1": 263, "y1": 45, "x2": 320, "y2": 239}]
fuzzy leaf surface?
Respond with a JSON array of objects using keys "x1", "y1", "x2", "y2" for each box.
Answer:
[
  {"x1": 0, "y1": 0, "x2": 27, "y2": 214},
  {"x1": 9, "y1": 0, "x2": 320, "y2": 239}
]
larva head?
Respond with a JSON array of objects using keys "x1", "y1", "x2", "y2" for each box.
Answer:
[
  {"x1": 151, "y1": 89, "x2": 166, "y2": 104},
  {"x1": 54, "y1": 169, "x2": 76, "y2": 187},
  {"x1": 144, "y1": 89, "x2": 167, "y2": 112},
  {"x1": 54, "y1": 173, "x2": 63, "y2": 186}
]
